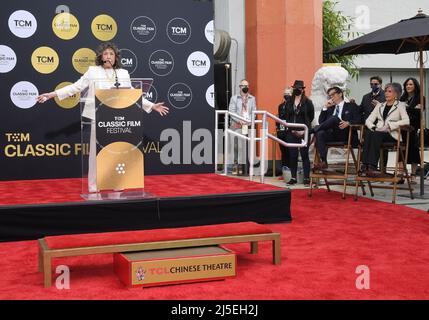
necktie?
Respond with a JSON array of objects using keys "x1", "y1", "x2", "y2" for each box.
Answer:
[{"x1": 334, "y1": 105, "x2": 340, "y2": 117}]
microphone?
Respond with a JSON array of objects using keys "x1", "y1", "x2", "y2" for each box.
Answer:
[{"x1": 103, "y1": 60, "x2": 121, "y2": 89}]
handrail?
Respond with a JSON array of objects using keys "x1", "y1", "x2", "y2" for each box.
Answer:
[{"x1": 215, "y1": 110, "x2": 309, "y2": 183}]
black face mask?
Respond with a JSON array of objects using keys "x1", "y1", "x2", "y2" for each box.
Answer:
[
  {"x1": 284, "y1": 95, "x2": 290, "y2": 102},
  {"x1": 241, "y1": 87, "x2": 249, "y2": 94},
  {"x1": 370, "y1": 84, "x2": 380, "y2": 93},
  {"x1": 293, "y1": 88, "x2": 302, "y2": 96}
]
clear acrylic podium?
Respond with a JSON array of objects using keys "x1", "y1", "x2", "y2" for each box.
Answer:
[{"x1": 80, "y1": 78, "x2": 155, "y2": 200}]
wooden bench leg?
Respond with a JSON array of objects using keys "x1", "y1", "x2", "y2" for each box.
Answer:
[
  {"x1": 43, "y1": 254, "x2": 52, "y2": 288},
  {"x1": 38, "y1": 243, "x2": 43, "y2": 273},
  {"x1": 273, "y1": 236, "x2": 281, "y2": 265},
  {"x1": 250, "y1": 241, "x2": 258, "y2": 254}
]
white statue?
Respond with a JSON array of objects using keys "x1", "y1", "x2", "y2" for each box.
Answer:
[
  {"x1": 310, "y1": 65, "x2": 350, "y2": 124},
  {"x1": 309, "y1": 65, "x2": 350, "y2": 160}
]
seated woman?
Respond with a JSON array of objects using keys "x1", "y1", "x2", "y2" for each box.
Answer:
[{"x1": 361, "y1": 82, "x2": 410, "y2": 177}]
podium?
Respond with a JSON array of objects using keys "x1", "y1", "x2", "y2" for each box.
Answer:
[{"x1": 80, "y1": 78, "x2": 154, "y2": 200}]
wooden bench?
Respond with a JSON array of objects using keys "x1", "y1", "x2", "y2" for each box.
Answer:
[{"x1": 38, "y1": 222, "x2": 281, "y2": 287}]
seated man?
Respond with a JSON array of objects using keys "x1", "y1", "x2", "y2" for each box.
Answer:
[{"x1": 311, "y1": 86, "x2": 361, "y2": 171}]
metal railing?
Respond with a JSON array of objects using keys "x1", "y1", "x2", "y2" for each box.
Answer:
[{"x1": 215, "y1": 110, "x2": 308, "y2": 183}]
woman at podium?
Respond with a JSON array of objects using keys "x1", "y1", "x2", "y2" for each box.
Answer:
[
  {"x1": 37, "y1": 42, "x2": 169, "y2": 192},
  {"x1": 37, "y1": 42, "x2": 168, "y2": 116}
]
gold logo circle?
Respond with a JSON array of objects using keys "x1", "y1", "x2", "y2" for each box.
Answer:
[
  {"x1": 52, "y1": 12, "x2": 80, "y2": 40},
  {"x1": 31, "y1": 46, "x2": 59, "y2": 74},
  {"x1": 72, "y1": 48, "x2": 96, "y2": 74},
  {"x1": 54, "y1": 82, "x2": 80, "y2": 109},
  {"x1": 91, "y1": 14, "x2": 117, "y2": 41}
]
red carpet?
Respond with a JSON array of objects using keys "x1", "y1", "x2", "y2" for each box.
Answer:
[
  {"x1": 0, "y1": 174, "x2": 280, "y2": 206},
  {"x1": 0, "y1": 188, "x2": 428, "y2": 299}
]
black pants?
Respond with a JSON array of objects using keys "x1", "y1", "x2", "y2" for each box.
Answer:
[
  {"x1": 314, "y1": 116, "x2": 346, "y2": 162},
  {"x1": 279, "y1": 144, "x2": 289, "y2": 169},
  {"x1": 403, "y1": 129, "x2": 420, "y2": 164},
  {"x1": 362, "y1": 129, "x2": 396, "y2": 168},
  {"x1": 277, "y1": 131, "x2": 289, "y2": 169},
  {"x1": 286, "y1": 132, "x2": 310, "y2": 179}
]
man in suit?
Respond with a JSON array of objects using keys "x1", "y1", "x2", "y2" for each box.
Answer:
[
  {"x1": 359, "y1": 76, "x2": 386, "y2": 122},
  {"x1": 359, "y1": 76, "x2": 388, "y2": 171},
  {"x1": 311, "y1": 86, "x2": 360, "y2": 171}
]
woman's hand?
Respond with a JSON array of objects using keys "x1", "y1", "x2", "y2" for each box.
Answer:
[
  {"x1": 376, "y1": 125, "x2": 389, "y2": 132},
  {"x1": 292, "y1": 130, "x2": 304, "y2": 138},
  {"x1": 37, "y1": 92, "x2": 56, "y2": 103},
  {"x1": 152, "y1": 102, "x2": 169, "y2": 116}
]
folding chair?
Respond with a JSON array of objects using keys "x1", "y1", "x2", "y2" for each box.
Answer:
[
  {"x1": 354, "y1": 126, "x2": 414, "y2": 204},
  {"x1": 309, "y1": 124, "x2": 366, "y2": 199}
]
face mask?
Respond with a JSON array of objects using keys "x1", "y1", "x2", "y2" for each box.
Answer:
[
  {"x1": 241, "y1": 86, "x2": 249, "y2": 94},
  {"x1": 370, "y1": 84, "x2": 380, "y2": 93},
  {"x1": 293, "y1": 88, "x2": 302, "y2": 96},
  {"x1": 284, "y1": 95, "x2": 291, "y2": 102}
]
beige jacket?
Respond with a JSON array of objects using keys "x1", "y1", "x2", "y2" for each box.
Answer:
[{"x1": 365, "y1": 100, "x2": 409, "y2": 141}]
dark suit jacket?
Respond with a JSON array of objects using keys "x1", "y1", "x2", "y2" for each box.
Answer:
[
  {"x1": 359, "y1": 90, "x2": 386, "y2": 123},
  {"x1": 319, "y1": 101, "x2": 361, "y2": 145}
]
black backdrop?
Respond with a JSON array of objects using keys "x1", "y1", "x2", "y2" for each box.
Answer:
[{"x1": 0, "y1": 0, "x2": 214, "y2": 180}]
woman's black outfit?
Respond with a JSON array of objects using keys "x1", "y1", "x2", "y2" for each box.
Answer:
[
  {"x1": 400, "y1": 95, "x2": 422, "y2": 164},
  {"x1": 277, "y1": 99, "x2": 289, "y2": 169},
  {"x1": 284, "y1": 97, "x2": 315, "y2": 181}
]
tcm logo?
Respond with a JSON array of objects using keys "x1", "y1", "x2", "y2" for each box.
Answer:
[
  {"x1": 143, "y1": 85, "x2": 158, "y2": 103},
  {"x1": 167, "y1": 18, "x2": 191, "y2": 44},
  {"x1": 37, "y1": 56, "x2": 55, "y2": 63},
  {"x1": 96, "y1": 24, "x2": 112, "y2": 31},
  {"x1": 145, "y1": 91, "x2": 154, "y2": 100},
  {"x1": 14, "y1": 20, "x2": 32, "y2": 27},
  {"x1": 5, "y1": 133, "x2": 30, "y2": 143},
  {"x1": 187, "y1": 51, "x2": 210, "y2": 77},
  {"x1": 121, "y1": 58, "x2": 133, "y2": 66},
  {"x1": 148, "y1": 267, "x2": 170, "y2": 275},
  {"x1": 191, "y1": 60, "x2": 207, "y2": 67},
  {"x1": 8, "y1": 10, "x2": 37, "y2": 38},
  {"x1": 171, "y1": 27, "x2": 187, "y2": 34}
]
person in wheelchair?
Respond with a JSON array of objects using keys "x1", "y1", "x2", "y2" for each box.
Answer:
[{"x1": 360, "y1": 83, "x2": 410, "y2": 177}]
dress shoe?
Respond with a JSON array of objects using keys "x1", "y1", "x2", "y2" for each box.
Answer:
[
  {"x1": 286, "y1": 178, "x2": 297, "y2": 185},
  {"x1": 365, "y1": 169, "x2": 391, "y2": 178},
  {"x1": 313, "y1": 161, "x2": 328, "y2": 171},
  {"x1": 238, "y1": 165, "x2": 245, "y2": 175}
]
